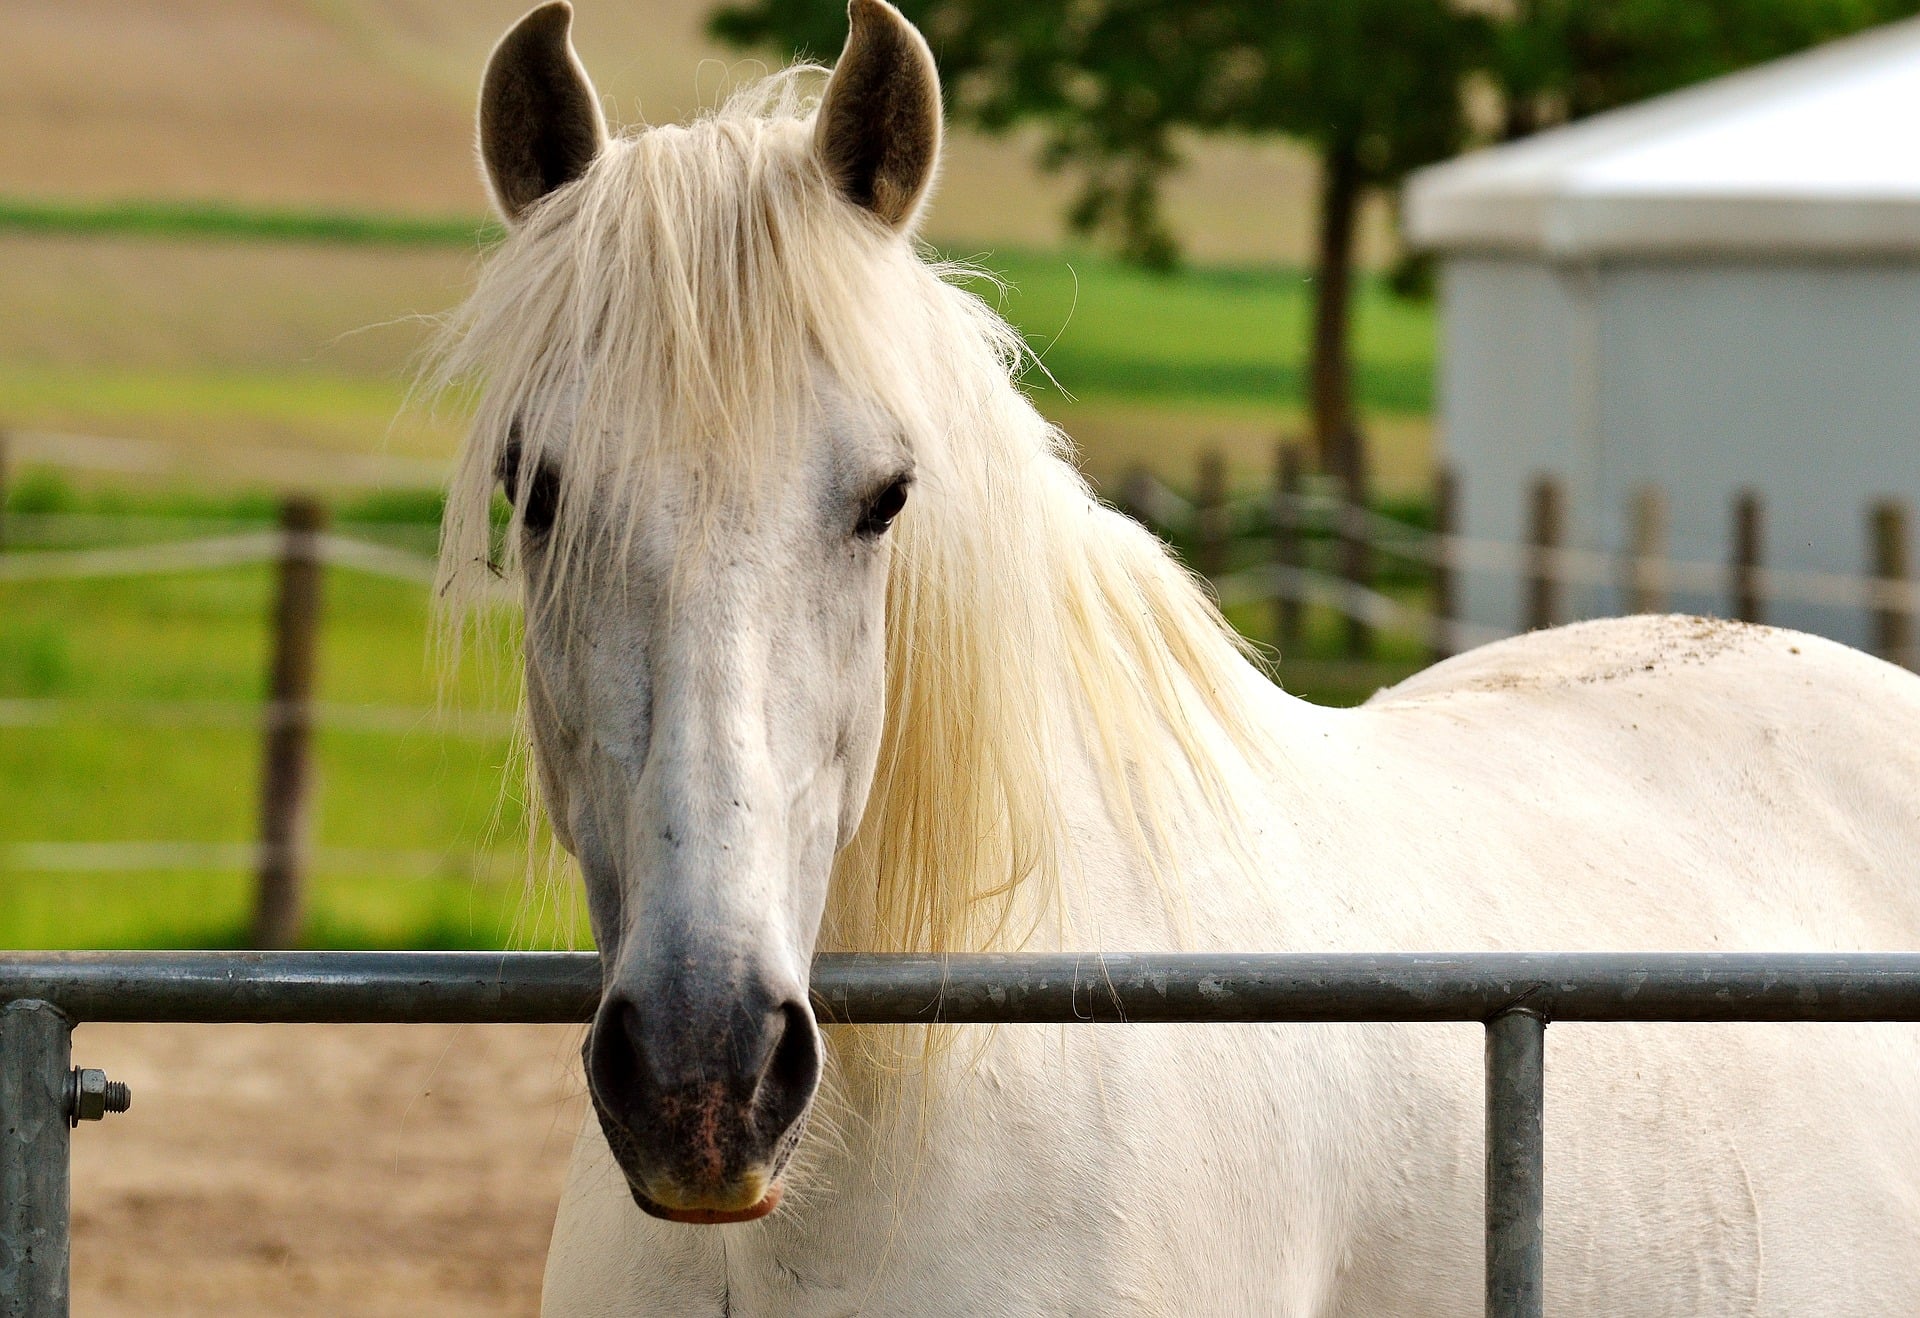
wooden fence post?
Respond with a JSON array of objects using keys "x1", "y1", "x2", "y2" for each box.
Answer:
[
  {"x1": 1524, "y1": 476, "x2": 1564, "y2": 631},
  {"x1": 1732, "y1": 489, "x2": 1765, "y2": 624},
  {"x1": 1431, "y1": 463, "x2": 1457, "y2": 662},
  {"x1": 1272, "y1": 443, "x2": 1305, "y2": 654},
  {"x1": 1118, "y1": 464, "x2": 1156, "y2": 530},
  {"x1": 1195, "y1": 449, "x2": 1229, "y2": 580},
  {"x1": 1624, "y1": 485, "x2": 1667, "y2": 615},
  {"x1": 1335, "y1": 428, "x2": 1372, "y2": 659},
  {"x1": 1870, "y1": 499, "x2": 1911, "y2": 668},
  {"x1": 252, "y1": 496, "x2": 328, "y2": 950}
]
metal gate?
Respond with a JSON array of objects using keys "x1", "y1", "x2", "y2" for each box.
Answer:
[{"x1": 6, "y1": 949, "x2": 1920, "y2": 1318}]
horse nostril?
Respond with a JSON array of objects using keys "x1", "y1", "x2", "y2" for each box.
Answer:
[
  {"x1": 589, "y1": 988, "x2": 819, "y2": 1151},
  {"x1": 757, "y1": 999, "x2": 821, "y2": 1131},
  {"x1": 589, "y1": 994, "x2": 649, "y2": 1113}
]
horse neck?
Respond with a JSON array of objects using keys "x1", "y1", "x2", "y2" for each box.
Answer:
[{"x1": 823, "y1": 419, "x2": 1293, "y2": 959}]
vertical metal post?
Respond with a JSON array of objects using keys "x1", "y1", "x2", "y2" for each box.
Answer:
[
  {"x1": 1, "y1": 1001, "x2": 72, "y2": 1317},
  {"x1": 1485, "y1": 1008, "x2": 1545, "y2": 1318}
]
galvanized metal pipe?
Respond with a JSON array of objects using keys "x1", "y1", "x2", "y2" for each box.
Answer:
[
  {"x1": 10, "y1": 949, "x2": 1920, "y2": 1318},
  {"x1": 0, "y1": 1002, "x2": 71, "y2": 1318},
  {"x1": 0, "y1": 952, "x2": 596, "y2": 1025},
  {"x1": 1485, "y1": 1008, "x2": 1545, "y2": 1318},
  {"x1": 7, "y1": 950, "x2": 1920, "y2": 1024}
]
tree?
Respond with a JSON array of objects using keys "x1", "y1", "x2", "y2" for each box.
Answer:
[
  {"x1": 713, "y1": 1, "x2": 1920, "y2": 489},
  {"x1": 1218, "y1": 4, "x2": 1473, "y2": 488},
  {"x1": 711, "y1": 0, "x2": 1478, "y2": 486},
  {"x1": 1489, "y1": 0, "x2": 1920, "y2": 139}
]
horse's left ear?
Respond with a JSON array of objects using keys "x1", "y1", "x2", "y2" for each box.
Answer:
[{"x1": 814, "y1": 0, "x2": 943, "y2": 231}]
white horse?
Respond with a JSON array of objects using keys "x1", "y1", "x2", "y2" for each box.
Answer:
[{"x1": 434, "y1": 2, "x2": 1920, "y2": 1312}]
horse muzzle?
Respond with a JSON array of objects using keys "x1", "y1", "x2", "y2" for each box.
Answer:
[{"x1": 586, "y1": 981, "x2": 820, "y2": 1224}]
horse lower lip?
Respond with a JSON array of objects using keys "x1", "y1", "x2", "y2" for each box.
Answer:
[{"x1": 636, "y1": 1183, "x2": 783, "y2": 1225}]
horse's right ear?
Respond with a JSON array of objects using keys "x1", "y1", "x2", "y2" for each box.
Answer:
[
  {"x1": 814, "y1": 0, "x2": 943, "y2": 231},
  {"x1": 479, "y1": 2, "x2": 608, "y2": 224}
]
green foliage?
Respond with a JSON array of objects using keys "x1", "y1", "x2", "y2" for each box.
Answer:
[
  {"x1": 715, "y1": 0, "x2": 1920, "y2": 260},
  {"x1": 713, "y1": 0, "x2": 1916, "y2": 470},
  {"x1": 1491, "y1": 0, "x2": 1920, "y2": 136},
  {"x1": 713, "y1": 0, "x2": 1475, "y2": 268}
]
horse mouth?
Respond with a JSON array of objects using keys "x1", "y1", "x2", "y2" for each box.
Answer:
[
  {"x1": 591, "y1": 1052, "x2": 814, "y2": 1228},
  {"x1": 607, "y1": 1112, "x2": 806, "y2": 1226},
  {"x1": 634, "y1": 1182, "x2": 784, "y2": 1225}
]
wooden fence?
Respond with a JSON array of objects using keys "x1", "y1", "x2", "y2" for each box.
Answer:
[
  {"x1": 4, "y1": 458, "x2": 1916, "y2": 943},
  {"x1": 0, "y1": 495, "x2": 479, "y2": 948},
  {"x1": 1121, "y1": 447, "x2": 1919, "y2": 672}
]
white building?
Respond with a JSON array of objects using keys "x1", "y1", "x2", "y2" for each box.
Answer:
[{"x1": 1405, "y1": 19, "x2": 1920, "y2": 649}]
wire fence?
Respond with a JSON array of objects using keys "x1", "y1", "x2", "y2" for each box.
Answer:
[
  {"x1": 1122, "y1": 459, "x2": 1919, "y2": 668},
  {"x1": 0, "y1": 841, "x2": 517, "y2": 881},
  {"x1": 0, "y1": 530, "x2": 439, "y2": 585},
  {"x1": 0, "y1": 499, "x2": 525, "y2": 935},
  {"x1": 4, "y1": 453, "x2": 1915, "y2": 935}
]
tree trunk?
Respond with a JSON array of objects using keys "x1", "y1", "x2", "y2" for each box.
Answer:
[
  {"x1": 1309, "y1": 138, "x2": 1363, "y2": 476},
  {"x1": 1503, "y1": 97, "x2": 1540, "y2": 141},
  {"x1": 1310, "y1": 139, "x2": 1373, "y2": 657}
]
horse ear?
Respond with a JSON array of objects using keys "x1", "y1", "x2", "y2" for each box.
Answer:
[
  {"x1": 814, "y1": 0, "x2": 943, "y2": 231},
  {"x1": 479, "y1": 2, "x2": 608, "y2": 224}
]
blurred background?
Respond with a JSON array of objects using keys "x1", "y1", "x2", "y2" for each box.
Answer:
[
  {"x1": 5, "y1": 0, "x2": 1920, "y2": 955},
  {"x1": 14, "y1": 5, "x2": 1920, "y2": 1311}
]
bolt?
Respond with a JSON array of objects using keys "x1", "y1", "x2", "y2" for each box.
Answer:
[{"x1": 68, "y1": 1067, "x2": 132, "y2": 1126}]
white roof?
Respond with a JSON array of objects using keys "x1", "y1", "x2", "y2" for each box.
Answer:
[{"x1": 1405, "y1": 17, "x2": 1920, "y2": 259}]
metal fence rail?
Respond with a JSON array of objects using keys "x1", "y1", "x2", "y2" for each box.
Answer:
[{"x1": 7, "y1": 950, "x2": 1920, "y2": 1317}]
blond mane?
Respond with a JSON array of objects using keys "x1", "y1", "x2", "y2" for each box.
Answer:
[{"x1": 432, "y1": 72, "x2": 1274, "y2": 957}]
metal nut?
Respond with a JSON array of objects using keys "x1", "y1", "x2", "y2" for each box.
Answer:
[{"x1": 68, "y1": 1068, "x2": 132, "y2": 1126}]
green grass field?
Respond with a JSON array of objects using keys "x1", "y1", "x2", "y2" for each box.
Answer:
[
  {"x1": 0, "y1": 487, "x2": 588, "y2": 951},
  {"x1": 0, "y1": 197, "x2": 1433, "y2": 417},
  {"x1": 0, "y1": 477, "x2": 1434, "y2": 952},
  {"x1": 0, "y1": 206, "x2": 1436, "y2": 494},
  {"x1": 972, "y1": 248, "x2": 1434, "y2": 416},
  {"x1": 0, "y1": 203, "x2": 1439, "y2": 951}
]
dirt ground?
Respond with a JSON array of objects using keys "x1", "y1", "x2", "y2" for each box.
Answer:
[{"x1": 67, "y1": 1021, "x2": 591, "y2": 1316}]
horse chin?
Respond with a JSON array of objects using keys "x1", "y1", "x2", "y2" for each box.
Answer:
[{"x1": 631, "y1": 1181, "x2": 784, "y2": 1226}]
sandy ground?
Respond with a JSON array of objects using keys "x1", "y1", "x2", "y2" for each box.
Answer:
[{"x1": 67, "y1": 1021, "x2": 591, "y2": 1316}]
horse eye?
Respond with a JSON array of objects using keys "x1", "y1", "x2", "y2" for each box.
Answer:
[
  {"x1": 855, "y1": 476, "x2": 912, "y2": 537},
  {"x1": 498, "y1": 436, "x2": 561, "y2": 538}
]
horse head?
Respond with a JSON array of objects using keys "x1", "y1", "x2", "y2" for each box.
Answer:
[{"x1": 467, "y1": 0, "x2": 941, "y2": 1224}]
